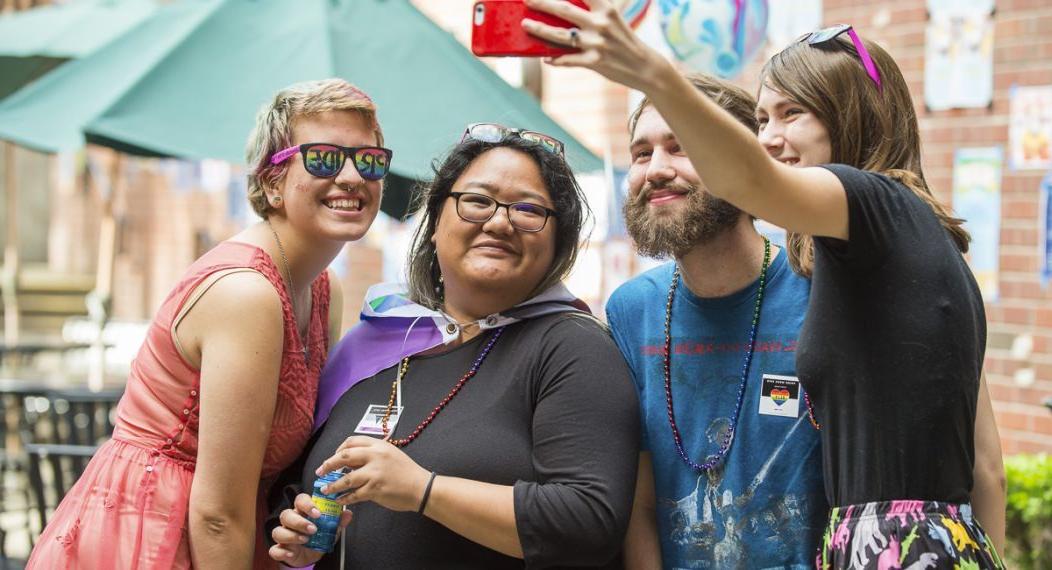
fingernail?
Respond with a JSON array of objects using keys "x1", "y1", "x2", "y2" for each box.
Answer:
[
  {"x1": 307, "y1": 524, "x2": 317, "y2": 534},
  {"x1": 311, "y1": 508, "x2": 321, "y2": 518},
  {"x1": 286, "y1": 552, "x2": 294, "y2": 559},
  {"x1": 321, "y1": 485, "x2": 330, "y2": 494},
  {"x1": 315, "y1": 466, "x2": 323, "y2": 476}
]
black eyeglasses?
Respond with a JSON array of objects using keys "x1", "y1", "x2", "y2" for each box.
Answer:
[
  {"x1": 449, "y1": 191, "x2": 557, "y2": 232},
  {"x1": 460, "y1": 123, "x2": 565, "y2": 157}
]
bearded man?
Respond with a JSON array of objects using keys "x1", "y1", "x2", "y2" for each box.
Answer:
[{"x1": 605, "y1": 74, "x2": 827, "y2": 569}]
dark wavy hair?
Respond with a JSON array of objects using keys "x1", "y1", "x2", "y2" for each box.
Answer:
[{"x1": 406, "y1": 136, "x2": 591, "y2": 309}]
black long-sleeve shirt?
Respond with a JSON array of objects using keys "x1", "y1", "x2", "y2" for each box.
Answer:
[{"x1": 270, "y1": 314, "x2": 640, "y2": 569}]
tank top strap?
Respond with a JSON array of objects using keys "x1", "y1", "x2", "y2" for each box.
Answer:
[{"x1": 159, "y1": 242, "x2": 288, "y2": 331}]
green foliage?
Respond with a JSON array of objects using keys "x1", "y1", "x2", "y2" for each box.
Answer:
[{"x1": 1004, "y1": 453, "x2": 1052, "y2": 570}]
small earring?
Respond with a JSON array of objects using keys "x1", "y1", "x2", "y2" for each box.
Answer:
[{"x1": 272, "y1": 195, "x2": 282, "y2": 205}]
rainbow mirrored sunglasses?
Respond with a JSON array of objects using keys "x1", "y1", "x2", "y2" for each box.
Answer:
[
  {"x1": 460, "y1": 123, "x2": 565, "y2": 157},
  {"x1": 798, "y1": 24, "x2": 882, "y2": 92},
  {"x1": 269, "y1": 143, "x2": 393, "y2": 181}
]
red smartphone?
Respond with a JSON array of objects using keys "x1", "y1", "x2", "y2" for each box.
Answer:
[{"x1": 471, "y1": 0, "x2": 589, "y2": 58}]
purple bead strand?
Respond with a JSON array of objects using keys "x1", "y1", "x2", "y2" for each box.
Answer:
[{"x1": 663, "y1": 237, "x2": 770, "y2": 472}]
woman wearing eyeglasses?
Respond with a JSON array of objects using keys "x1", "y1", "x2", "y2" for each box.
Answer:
[
  {"x1": 26, "y1": 79, "x2": 391, "y2": 570},
  {"x1": 523, "y1": 1, "x2": 1005, "y2": 569},
  {"x1": 267, "y1": 125, "x2": 640, "y2": 569}
]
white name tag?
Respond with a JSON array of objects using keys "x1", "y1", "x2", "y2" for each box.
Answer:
[
  {"x1": 758, "y1": 374, "x2": 800, "y2": 418},
  {"x1": 354, "y1": 404, "x2": 403, "y2": 436}
]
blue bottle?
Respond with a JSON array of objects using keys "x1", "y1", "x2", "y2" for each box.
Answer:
[{"x1": 304, "y1": 470, "x2": 345, "y2": 553}]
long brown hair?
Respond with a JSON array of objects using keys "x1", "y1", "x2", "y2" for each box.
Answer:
[{"x1": 761, "y1": 34, "x2": 969, "y2": 276}]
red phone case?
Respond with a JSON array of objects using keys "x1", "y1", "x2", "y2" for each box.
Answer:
[{"x1": 471, "y1": 0, "x2": 588, "y2": 58}]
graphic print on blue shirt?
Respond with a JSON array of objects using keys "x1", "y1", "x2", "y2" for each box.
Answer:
[{"x1": 606, "y1": 250, "x2": 827, "y2": 569}]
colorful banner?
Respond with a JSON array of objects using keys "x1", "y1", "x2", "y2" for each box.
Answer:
[
  {"x1": 953, "y1": 147, "x2": 1003, "y2": 300},
  {"x1": 1009, "y1": 85, "x2": 1052, "y2": 171},
  {"x1": 658, "y1": 0, "x2": 769, "y2": 79},
  {"x1": 924, "y1": 0, "x2": 994, "y2": 111},
  {"x1": 615, "y1": 0, "x2": 652, "y2": 28}
]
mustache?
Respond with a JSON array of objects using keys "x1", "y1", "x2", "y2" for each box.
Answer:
[{"x1": 633, "y1": 181, "x2": 697, "y2": 205}]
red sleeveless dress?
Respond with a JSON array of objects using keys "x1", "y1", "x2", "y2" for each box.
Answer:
[{"x1": 27, "y1": 241, "x2": 329, "y2": 569}]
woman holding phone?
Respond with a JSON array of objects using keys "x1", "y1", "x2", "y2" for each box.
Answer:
[{"x1": 521, "y1": 1, "x2": 1006, "y2": 568}]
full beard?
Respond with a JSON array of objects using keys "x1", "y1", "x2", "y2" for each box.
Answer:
[{"x1": 623, "y1": 181, "x2": 743, "y2": 259}]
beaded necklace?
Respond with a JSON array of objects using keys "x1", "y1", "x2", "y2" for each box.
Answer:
[
  {"x1": 803, "y1": 390, "x2": 821, "y2": 430},
  {"x1": 663, "y1": 237, "x2": 769, "y2": 472},
  {"x1": 380, "y1": 327, "x2": 505, "y2": 447}
]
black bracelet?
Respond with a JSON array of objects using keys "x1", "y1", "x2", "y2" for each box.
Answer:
[{"x1": 418, "y1": 471, "x2": 437, "y2": 514}]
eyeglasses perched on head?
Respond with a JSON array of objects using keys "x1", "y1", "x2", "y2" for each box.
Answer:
[
  {"x1": 798, "y1": 24, "x2": 882, "y2": 92},
  {"x1": 269, "y1": 142, "x2": 394, "y2": 181},
  {"x1": 449, "y1": 191, "x2": 557, "y2": 233},
  {"x1": 460, "y1": 123, "x2": 565, "y2": 157}
]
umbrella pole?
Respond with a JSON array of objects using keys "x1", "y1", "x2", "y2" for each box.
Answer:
[
  {"x1": 88, "y1": 151, "x2": 121, "y2": 391},
  {"x1": 2, "y1": 141, "x2": 19, "y2": 345}
]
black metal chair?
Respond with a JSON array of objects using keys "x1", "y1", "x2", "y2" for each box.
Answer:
[
  {"x1": 18, "y1": 387, "x2": 122, "y2": 548},
  {"x1": 0, "y1": 382, "x2": 53, "y2": 568}
]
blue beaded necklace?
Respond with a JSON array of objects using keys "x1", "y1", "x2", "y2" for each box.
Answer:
[{"x1": 663, "y1": 237, "x2": 770, "y2": 472}]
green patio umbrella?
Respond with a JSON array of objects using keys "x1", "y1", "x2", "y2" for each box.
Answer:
[
  {"x1": 0, "y1": 0, "x2": 602, "y2": 219},
  {"x1": 0, "y1": 0, "x2": 213, "y2": 153},
  {"x1": 0, "y1": 0, "x2": 158, "y2": 100},
  {"x1": 0, "y1": 0, "x2": 159, "y2": 342}
]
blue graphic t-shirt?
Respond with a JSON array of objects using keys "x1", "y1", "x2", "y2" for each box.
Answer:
[{"x1": 606, "y1": 249, "x2": 827, "y2": 569}]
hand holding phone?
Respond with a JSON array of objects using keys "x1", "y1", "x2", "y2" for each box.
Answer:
[{"x1": 471, "y1": 0, "x2": 589, "y2": 58}]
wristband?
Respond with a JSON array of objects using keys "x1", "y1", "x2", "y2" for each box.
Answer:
[{"x1": 418, "y1": 471, "x2": 437, "y2": 514}]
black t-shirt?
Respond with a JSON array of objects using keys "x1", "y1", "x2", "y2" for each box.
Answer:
[
  {"x1": 796, "y1": 165, "x2": 986, "y2": 507},
  {"x1": 276, "y1": 314, "x2": 640, "y2": 569}
]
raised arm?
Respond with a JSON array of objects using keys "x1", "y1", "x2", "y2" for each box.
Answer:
[
  {"x1": 522, "y1": 0, "x2": 849, "y2": 239},
  {"x1": 180, "y1": 272, "x2": 285, "y2": 569}
]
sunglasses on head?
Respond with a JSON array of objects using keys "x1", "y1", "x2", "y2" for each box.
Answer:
[
  {"x1": 798, "y1": 24, "x2": 882, "y2": 92},
  {"x1": 460, "y1": 123, "x2": 565, "y2": 157},
  {"x1": 269, "y1": 142, "x2": 394, "y2": 181}
]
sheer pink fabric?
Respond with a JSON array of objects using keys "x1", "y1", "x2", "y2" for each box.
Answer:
[{"x1": 27, "y1": 241, "x2": 329, "y2": 569}]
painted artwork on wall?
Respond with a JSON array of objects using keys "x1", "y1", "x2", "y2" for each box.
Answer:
[
  {"x1": 1041, "y1": 171, "x2": 1052, "y2": 287},
  {"x1": 924, "y1": 0, "x2": 994, "y2": 111},
  {"x1": 1009, "y1": 85, "x2": 1052, "y2": 171},
  {"x1": 953, "y1": 147, "x2": 1003, "y2": 300}
]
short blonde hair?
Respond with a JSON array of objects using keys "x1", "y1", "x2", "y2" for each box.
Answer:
[{"x1": 245, "y1": 78, "x2": 383, "y2": 218}]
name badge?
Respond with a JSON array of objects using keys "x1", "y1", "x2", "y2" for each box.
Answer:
[
  {"x1": 758, "y1": 374, "x2": 800, "y2": 418},
  {"x1": 354, "y1": 404, "x2": 403, "y2": 436}
]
